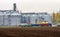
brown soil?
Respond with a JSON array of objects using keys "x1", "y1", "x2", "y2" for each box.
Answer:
[{"x1": 0, "y1": 27, "x2": 60, "y2": 37}]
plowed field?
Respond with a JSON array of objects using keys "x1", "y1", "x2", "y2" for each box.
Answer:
[{"x1": 0, "y1": 27, "x2": 60, "y2": 37}]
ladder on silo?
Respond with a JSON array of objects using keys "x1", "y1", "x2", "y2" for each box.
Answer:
[{"x1": 8, "y1": 15, "x2": 11, "y2": 26}]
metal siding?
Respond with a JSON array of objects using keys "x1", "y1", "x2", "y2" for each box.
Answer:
[
  {"x1": 10, "y1": 15, "x2": 17, "y2": 26},
  {"x1": 30, "y1": 15, "x2": 38, "y2": 24},
  {"x1": 4, "y1": 15, "x2": 9, "y2": 25},
  {"x1": 9, "y1": 15, "x2": 21, "y2": 26},
  {"x1": 0, "y1": 15, "x2": 3, "y2": 25}
]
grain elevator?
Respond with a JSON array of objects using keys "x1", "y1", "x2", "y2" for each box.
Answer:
[{"x1": 0, "y1": 3, "x2": 52, "y2": 26}]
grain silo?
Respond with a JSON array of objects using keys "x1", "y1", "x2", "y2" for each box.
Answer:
[
  {"x1": 20, "y1": 13, "x2": 31, "y2": 25},
  {"x1": 0, "y1": 12, "x2": 4, "y2": 26},
  {"x1": 9, "y1": 12, "x2": 21, "y2": 26},
  {"x1": 0, "y1": 3, "x2": 21, "y2": 26}
]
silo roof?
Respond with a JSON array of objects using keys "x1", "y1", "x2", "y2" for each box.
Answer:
[
  {"x1": 0, "y1": 12, "x2": 4, "y2": 15},
  {"x1": 11, "y1": 12, "x2": 21, "y2": 15}
]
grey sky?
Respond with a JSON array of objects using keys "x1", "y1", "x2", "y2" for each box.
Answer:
[{"x1": 0, "y1": 0, "x2": 60, "y2": 14}]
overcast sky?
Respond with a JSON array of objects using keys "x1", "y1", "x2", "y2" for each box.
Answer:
[{"x1": 0, "y1": 0, "x2": 60, "y2": 14}]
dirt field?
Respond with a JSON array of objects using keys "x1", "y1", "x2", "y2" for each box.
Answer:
[{"x1": 0, "y1": 27, "x2": 60, "y2": 37}]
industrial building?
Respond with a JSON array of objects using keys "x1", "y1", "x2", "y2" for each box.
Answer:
[
  {"x1": 0, "y1": 3, "x2": 52, "y2": 26},
  {"x1": 0, "y1": 3, "x2": 21, "y2": 26},
  {"x1": 20, "y1": 13, "x2": 52, "y2": 26}
]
